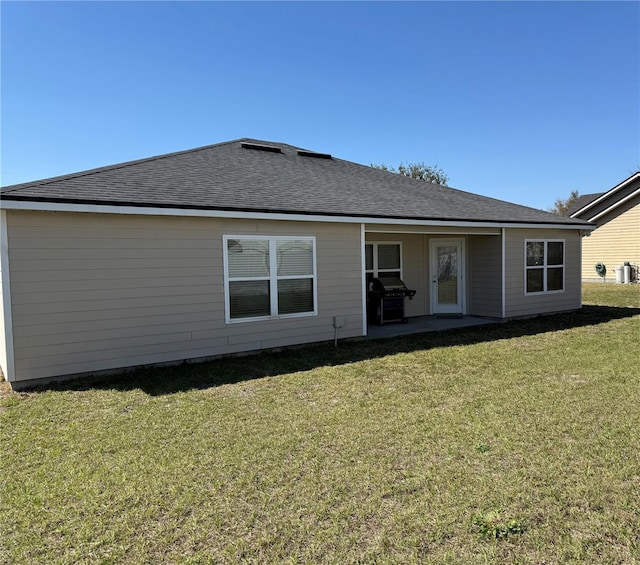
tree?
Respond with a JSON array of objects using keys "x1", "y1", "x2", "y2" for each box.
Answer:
[
  {"x1": 370, "y1": 162, "x2": 449, "y2": 186},
  {"x1": 549, "y1": 190, "x2": 580, "y2": 216}
]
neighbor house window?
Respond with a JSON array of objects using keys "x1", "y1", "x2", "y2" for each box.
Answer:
[
  {"x1": 365, "y1": 242, "x2": 402, "y2": 286},
  {"x1": 525, "y1": 240, "x2": 564, "y2": 294},
  {"x1": 224, "y1": 236, "x2": 317, "y2": 322}
]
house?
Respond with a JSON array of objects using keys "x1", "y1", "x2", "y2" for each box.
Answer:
[
  {"x1": 568, "y1": 171, "x2": 640, "y2": 282},
  {"x1": 0, "y1": 138, "x2": 593, "y2": 389}
]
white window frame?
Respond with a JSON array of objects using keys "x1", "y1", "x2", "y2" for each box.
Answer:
[
  {"x1": 223, "y1": 235, "x2": 318, "y2": 323},
  {"x1": 524, "y1": 239, "x2": 565, "y2": 295},
  {"x1": 365, "y1": 241, "x2": 403, "y2": 280}
]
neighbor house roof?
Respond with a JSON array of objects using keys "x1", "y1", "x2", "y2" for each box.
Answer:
[
  {"x1": 1, "y1": 138, "x2": 591, "y2": 227},
  {"x1": 566, "y1": 193, "x2": 603, "y2": 216},
  {"x1": 569, "y1": 171, "x2": 640, "y2": 222}
]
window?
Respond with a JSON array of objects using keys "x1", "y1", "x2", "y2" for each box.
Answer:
[
  {"x1": 365, "y1": 242, "x2": 401, "y2": 286},
  {"x1": 525, "y1": 240, "x2": 564, "y2": 294},
  {"x1": 224, "y1": 236, "x2": 317, "y2": 322}
]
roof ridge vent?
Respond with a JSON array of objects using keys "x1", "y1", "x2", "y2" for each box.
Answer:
[
  {"x1": 241, "y1": 142, "x2": 282, "y2": 154},
  {"x1": 298, "y1": 150, "x2": 332, "y2": 160}
]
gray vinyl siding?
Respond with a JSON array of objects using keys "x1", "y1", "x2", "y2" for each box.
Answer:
[
  {"x1": 468, "y1": 235, "x2": 502, "y2": 317},
  {"x1": 7, "y1": 211, "x2": 363, "y2": 383},
  {"x1": 504, "y1": 228, "x2": 582, "y2": 318}
]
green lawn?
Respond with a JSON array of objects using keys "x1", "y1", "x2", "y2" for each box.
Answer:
[{"x1": 1, "y1": 283, "x2": 639, "y2": 564}]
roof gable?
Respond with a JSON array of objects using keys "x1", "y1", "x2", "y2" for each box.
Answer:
[
  {"x1": 1, "y1": 138, "x2": 590, "y2": 227},
  {"x1": 570, "y1": 171, "x2": 640, "y2": 222}
]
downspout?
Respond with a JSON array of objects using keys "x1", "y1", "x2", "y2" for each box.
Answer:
[
  {"x1": 361, "y1": 223, "x2": 367, "y2": 336},
  {"x1": 579, "y1": 230, "x2": 584, "y2": 308},
  {"x1": 501, "y1": 227, "x2": 506, "y2": 319}
]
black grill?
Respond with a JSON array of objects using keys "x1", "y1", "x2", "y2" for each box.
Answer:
[{"x1": 367, "y1": 276, "x2": 416, "y2": 325}]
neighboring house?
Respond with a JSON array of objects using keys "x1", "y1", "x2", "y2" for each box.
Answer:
[
  {"x1": 0, "y1": 138, "x2": 592, "y2": 389},
  {"x1": 568, "y1": 171, "x2": 640, "y2": 282}
]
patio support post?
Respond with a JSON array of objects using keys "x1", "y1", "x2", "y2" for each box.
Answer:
[{"x1": 0, "y1": 210, "x2": 15, "y2": 382}]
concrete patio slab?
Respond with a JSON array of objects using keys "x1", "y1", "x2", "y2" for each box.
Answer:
[{"x1": 365, "y1": 315, "x2": 501, "y2": 340}]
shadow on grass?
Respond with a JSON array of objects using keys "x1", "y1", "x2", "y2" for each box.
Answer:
[{"x1": 30, "y1": 305, "x2": 640, "y2": 396}]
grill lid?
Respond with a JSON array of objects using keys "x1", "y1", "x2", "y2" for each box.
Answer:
[
  {"x1": 369, "y1": 277, "x2": 416, "y2": 298},
  {"x1": 376, "y1": 276, "x2": 406, "y2": 290}
]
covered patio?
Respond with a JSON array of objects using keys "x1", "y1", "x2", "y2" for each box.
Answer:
[{"x1": 364, "y1": 227, "x2": 505, "y2": 329}]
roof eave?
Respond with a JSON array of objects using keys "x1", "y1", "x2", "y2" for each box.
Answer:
[{"x1": 0, "y1": 196, "x2": 594, "y2": 230}]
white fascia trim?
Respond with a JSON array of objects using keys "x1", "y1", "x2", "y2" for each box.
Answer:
[
  {"x1": 0, "y1": 210, "x2": 15, "y2": 382},
  {"x1": 1, "y1": 200, "x2": 592, "y2": 231},
  {"x1": 366, "y1": 228, "x2": 501, "y2": 235},
  {"x1": 570, "y1": 172, "x2": 640, "y2": 218},
  {"x1": 585, "y1": 187, "x2": 640, "y2": 223}
]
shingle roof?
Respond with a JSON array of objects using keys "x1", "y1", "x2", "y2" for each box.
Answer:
[
  {"x1": 1, "y1": 138, "x2": 589, "y2": 226},
  {"x1": 566, "y1": 193, "x2": 603, "y2": 216},
  {"x1": 569, "y1": 171, "x2": 640, "y2": 221}
]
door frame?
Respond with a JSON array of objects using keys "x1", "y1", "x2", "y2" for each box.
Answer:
[{"x1": 429, "y1": 238, "x2": 466, "y2": 315}]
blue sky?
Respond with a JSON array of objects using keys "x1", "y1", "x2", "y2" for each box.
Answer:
[{"x1": 2, "y1": 1, "x2": 638, "y2": 210}]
